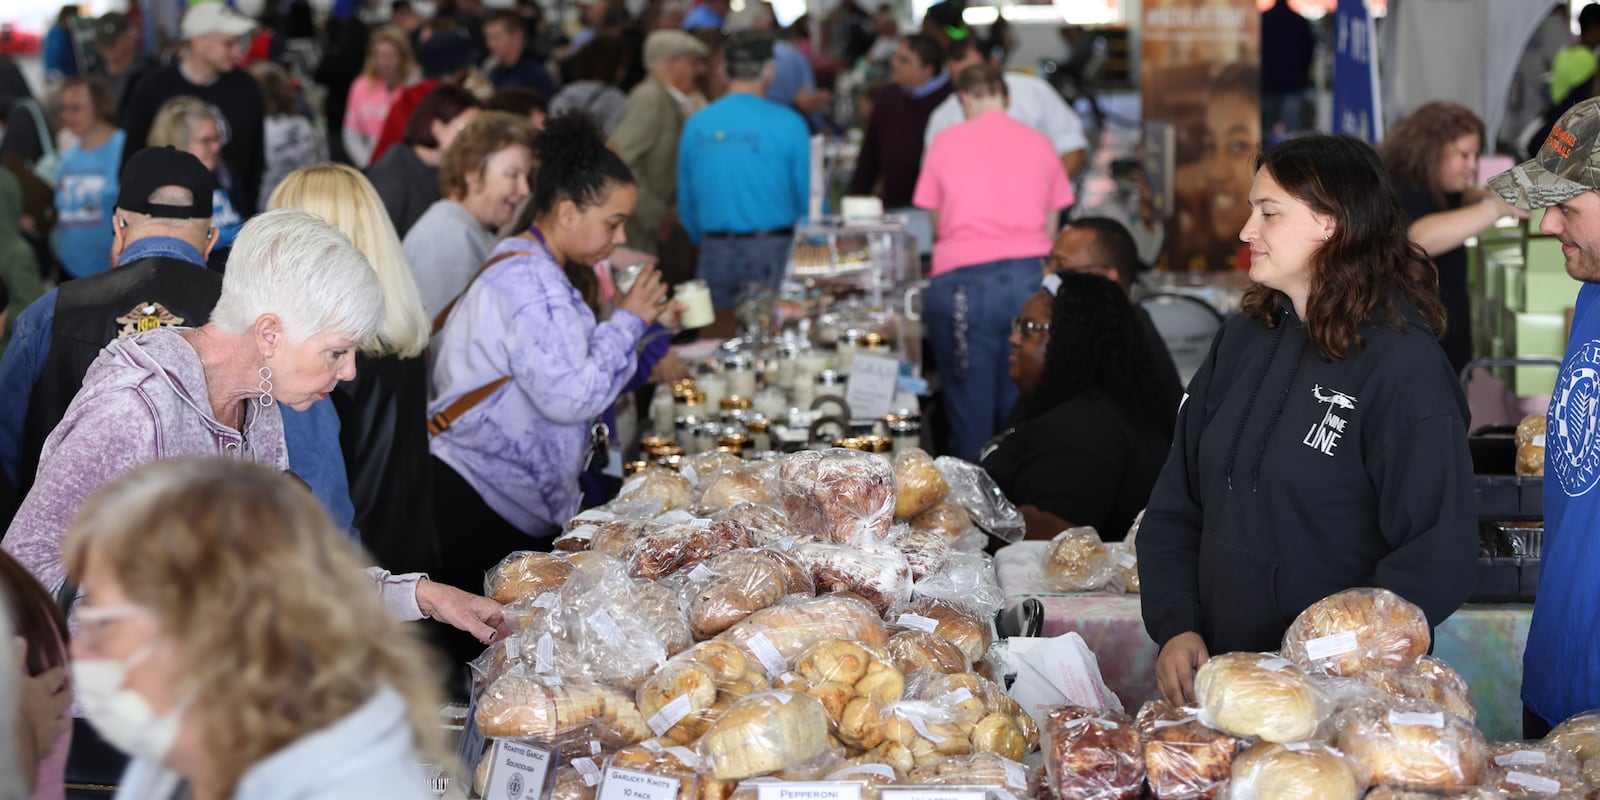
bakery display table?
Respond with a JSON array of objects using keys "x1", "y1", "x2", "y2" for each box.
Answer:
[{"x1": 996, "y1": 541, "x2": 1533, "y2": 741}]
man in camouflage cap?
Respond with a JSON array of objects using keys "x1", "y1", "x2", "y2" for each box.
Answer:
[{"x1": 1488, "y1": 96, "x2": 1600, "y2": 737}]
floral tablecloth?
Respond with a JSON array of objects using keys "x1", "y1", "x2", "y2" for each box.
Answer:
[{"x1": 996, "y1": 541, "x2": 1532, "y2": 741}]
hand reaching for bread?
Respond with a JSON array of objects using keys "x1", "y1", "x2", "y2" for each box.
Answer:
[{"x1": 416, "y1": 579, "x2": 510, "y2": 644}]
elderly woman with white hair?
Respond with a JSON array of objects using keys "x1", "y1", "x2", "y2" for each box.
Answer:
[{"x1": 1, "y1": 209, "x2": 508, "y2": 644}]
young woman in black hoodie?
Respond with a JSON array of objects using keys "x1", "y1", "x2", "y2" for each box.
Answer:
[{"x1": 1140, "y1": 135, "x2": 1478, "y2": 706}]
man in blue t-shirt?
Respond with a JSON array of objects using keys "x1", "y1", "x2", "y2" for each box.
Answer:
[
  {"x1": 52, "y1": 76, "x2": 125, "y2": 279},
  {"x1": 1489, "y1": 97, "x2": 1600, "y2": 737},
  {"x1": 677, "y1": 30, "x2": 809, "y2": 337}
]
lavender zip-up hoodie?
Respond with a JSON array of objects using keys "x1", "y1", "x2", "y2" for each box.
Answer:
[
  {"x1": 429, "y1": 237, "x2": 646, "y2": 535},
  {"x1": 3, "y1": 327, "x2": 426, "y2": 619}
]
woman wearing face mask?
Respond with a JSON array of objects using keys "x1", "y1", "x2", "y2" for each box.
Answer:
[
  {"x1": 366, "y1": 84, "x2": 483, "y2": 239},
  {"x1": 428, "y1": 112, "x2": 672, "y2": 588},
  {"x1": 147, "y1": 97, "x2": 242, "y2": 272},
  {"x1": 1380, "y1": 101, "x2": 1529, "y2": 373},
  {"x1": 1139, "y1": 135, "x2": 1477, "y2": 708},
  {"x1": 2, "y1": 210, "x2": 506, "y2": 651},
  {"x1": 980, "y1": 271, "x2": 1176, "y2": 541},
  {"x1": 63, "y1": 458, "x2": 451, "y2": 800},
  {"x1": 402, "y1": 111, "x2": 536, "y2": 322}
]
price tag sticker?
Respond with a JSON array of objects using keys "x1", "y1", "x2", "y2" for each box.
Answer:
[
  {"x1": 1494, "y1": 750, "x2": 1548, "y2": 767},
  {"x1": 1257, "y1": 658, "x2": 1293, "y2": 672},
  {"x1": 589, "y1": 610, "x2": 625, "y2": 642},
  {"x1": 532, "y1": 593, "x2": 561, "y2": 610},
  {"x1": 484, "y1": 739, "x2": 555, "y2": 800},
  {"x1": 598, "y1": 765, "x2": 690, "y2": 800},
  {"x1": 746, "y1": 633, "x2": 787, "y2": 676},
  {"x1": 845, "y1": 354, "x2": 902, "y2": 419},
  {"x1": 895, "y1": 614, "x2": 939, "y2": 633},
  {"x1": 568, "y1": 525, "x2": 598, "y2": 541},
  {"x1": 1387, "y1": 710, "x2": 1445, "y2": 728},
  {"x1": 1304, "y1": 631, "x2": 1360, "y2": 661},
  {"x1": 688, "y1": 563, "x2": 715, "y2": 583},
  {"x1": 1505, "y1": 771, "x2": 1563, "y2": 793},
  {"x1": 755, "y1": 782, "x2": 864, "y2": 800},
  {"x1": 1115, "y1": 553, "x2": 1137, "y2": 569},
  {"x1": 648, "y1": 694, "x2": 695, "y2": 737}
]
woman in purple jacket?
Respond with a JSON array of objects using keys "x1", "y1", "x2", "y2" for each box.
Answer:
[{"x1": 428, "y1": 112, "x2": 674, "y2": 585}]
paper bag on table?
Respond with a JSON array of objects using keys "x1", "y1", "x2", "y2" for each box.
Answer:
[{"x1": 1006, "y1": 633, "x2": 1123, "y2": 724}]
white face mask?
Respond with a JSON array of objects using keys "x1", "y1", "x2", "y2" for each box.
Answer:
[{"x1": 72, "y1": 645, "x2": 187, "y2": 765}]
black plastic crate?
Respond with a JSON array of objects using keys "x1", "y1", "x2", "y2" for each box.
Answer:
[
  {"x1": 1473, "y1": 475, "x2": 1544, "y2": 519},
  {"x1": 1470, "y1": 556, "x2": 1540, "y2": 603}
]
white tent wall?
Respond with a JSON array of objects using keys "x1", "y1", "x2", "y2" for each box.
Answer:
[{"x1": 1381, "y1": 0, "x2": 1560, "y2": 151}]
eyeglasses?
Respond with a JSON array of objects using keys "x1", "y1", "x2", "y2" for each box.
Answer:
[
  {"x1": 70, "y1": 602, "x2": 151, "y2": 649},
  {"x1": 1041, "y1": 255, "x2": 1113, "y2": 276},
  {"x1": 1010, "y1": 317, "x2": 1051, "y2": 337}
]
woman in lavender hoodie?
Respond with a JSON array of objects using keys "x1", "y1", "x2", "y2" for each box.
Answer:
[
  {"x1": 1, "y1": 210, "x2": 508, "y2": 645},
  {"x1": 429, "y1": 112, "x2": 674, "y2": 583}
]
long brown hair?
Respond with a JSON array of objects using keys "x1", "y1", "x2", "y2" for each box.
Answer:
[
  {"x1": 1377, "y1": 100, "x2": 1484, "y2": 209},
  {"x1": 0, "y1": 551, "x2": 67, "y2": 675},
  {"x1": 1240, "y1": 135, "x2": 1446, "y2": 361}
]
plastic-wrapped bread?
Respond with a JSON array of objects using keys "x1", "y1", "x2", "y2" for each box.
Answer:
[
  {"x1": 890, "y1": 597, "x2": 992, "y2": 664},
  {"x1": 628, "y1": 519, "x2": 753, "y2": 580},
  {"x1": 908, "y1": 502, "x2": 971, "y2": 540},
  {"x1": 1224, "y1": 741, "x2": 1360, "y2": 800},
  {"x1": 1334, "y1": 700, "x2": 1487, "y2": 789},
  {"x1": 588, "y1": 518, "x2": 665, "y2": 560},
  {"x1": 905, "y1": 753, "x2": 1034, "y2": 797},
  {"x1": 696, "y1": 464, "x2": 778, "y2": 513},
  {"x1": 885, "y1": 630, "x2": 970, "y2": 676},
  {"x1": 1195, "y1": 652, "x2": 1327, "y2": 743},
  {"x1": 697, "y1": 690, "x2": 832, "y2": 780},
  {"x1": 1362, "y1": 788, "x2": 1502, "y2": 800},
  {"x1": 1043, "y1": 526, "x2": 1116, "y2": 592},
  {"x1": 636, "y1": 640, "x2": 773, "y2": 744},
  {"x1": 1545, "y1": 709, "x2": 1600, "y2": 762},
  {"x1": 618, "y1": 467, "x2": 695, "y2": 512},
  {"x1": 776, "y1": 449, "x2": 896, "y2": 545},
  {"x1": 904, "y1": 670, "x2": 1038, "y2": 754},
  {"x1": 716, "y1": 594, "x2": 889, "y2": 677},
  {"x1": 1487, "y1": 741, "x2": 1582, "y2": 774},
  {"x1": 1281, "y1": 588, "x2": 1431, "y2": 677},
  {"x1": 549, "y1": 765, "x2": 602, "y2": 800},
  {"x1": 1516, "y1": 415, "x2": 1547, "y2": 476},
  {"x1": 475, "y1": 674, "x2": 650, "y2": 747},
  {"x1": 1485, "y1": 763, "x2": 1588, "y2": 796},
  {"x1": 684, "y1": 547, "x2": 812, "y2": 640},
  {"x1": 680, "y1": 451, "x2": 744, "y2": 487},
  {"x1": 790, "y1": 538, "x2": 913, "y2": 615},
  {"x1": 486, "y1": 551, "x2": 575, "y2": 604},
  {"x1": 893, "y1": 447, "x2": 948, "y2": 520},
  {"x1": 713, "y1": 502, "x2": 803, "y2": 547},
  {"x1": 1517, "y1": 414, "x2": 1546, "y2": 448},
  {"x1": 1040, "y1": 705, "x2": 1144, "y2": 800},
  {"x1": 783, "y1": 638, "x2": 907, "y2": 750},
  {"x1": 890, "y1": 524, "x2": 950, "y2": 581},
  {"x1": 562, "y1": 555, "x2": 693, "y2": 690},
  {"x1": 468, "y1": 636, "x2": 531, "y2": 695},
  {"x1": 1135, "y1": 701, "x2": 1243, "y2": 799},
  {"x1": 1358, "y1": 656, "x2": 1476, "y2": 723},
  {"x1": 1584, "y1": 755, "x2": 1600, "y2": 787},
  {"x1": 911, "y1": 552, "x2": 1008, "y2": 620}
]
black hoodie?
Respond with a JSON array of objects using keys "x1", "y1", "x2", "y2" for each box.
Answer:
[{"x1": 1139, "y1": 301, "x2": 1477, "y2": 655}]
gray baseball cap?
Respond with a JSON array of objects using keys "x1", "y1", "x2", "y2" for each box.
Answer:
[{"x1": 1489, "y1": 98, "x2": 1600, "y2": 210}]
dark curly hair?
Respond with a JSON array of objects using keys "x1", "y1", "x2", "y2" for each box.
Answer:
[
  {"x1": 530, "y1": 110, "x2": 634, "y2": 216},
  {"x1": 1241, "y1": 135, "x2": 1446, "y2": 361},
  {"x1": 1018, "y1": 271, "x2": 1178, "y2": 442},
  {"x1": 1377, "y1": 100, "x2": 1483, "y2": 210}
]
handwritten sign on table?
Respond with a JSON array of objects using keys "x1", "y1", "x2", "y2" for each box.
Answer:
[{"x1": 845, "y1": 353, "x2": 900, "y2": 420}]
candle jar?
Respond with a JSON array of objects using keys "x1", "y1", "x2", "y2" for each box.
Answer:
[
  {"x1": 693, "y1": 420, "x2": 723, "y2": 454},
  {"x1": 717, "y1": 428, "x2": 749, "y2": 455},
  {"x1": 675, "y1": 415, "x2": 702, "y2": 450},
  {"x1": 791, "y1": 376, "x2": 816, "y2": 410},
  {"x1": 745, "y1": 416, "x2": 773, "y2": 452},
  {"x1": 675, "y1": 279, "x2": 716, "y2": 328},
  {"x1": 640, "y1": 434, "x2": 675, "y2": 458},
  {"x1": 724, "y1": 354, "x2": 757, "y2": 398},
  {"x1": 795, "y1": 350, "x2": 830, "y2": 387},
  {"x1": 697, "y1": 373, "x2": 727, "y2": 413},
  {"x1": 887, "y1": 416, "x2": 923, "y2": 457},
  {"x1": 650, "y1": 390, "x2": 676, "y2": 434},
  {"x1": 753, "y1": 388, "x2": 789, "y2": 419},
  {"x1": 814, "y1": 370, "x2": 848, "y2": 407},
  {"x1": 835, "y1": 329, "x2": 863, "y2": 374},
  {"x1": 674, "y1": 391, "x2": 706, "y2": 420}
]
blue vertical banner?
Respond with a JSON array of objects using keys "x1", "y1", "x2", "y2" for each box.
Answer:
[{"x1": 1333, "y1": 0, "x2": 1383, "y2": 143}]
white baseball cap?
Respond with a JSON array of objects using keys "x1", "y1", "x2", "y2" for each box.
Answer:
[{"x1": 180, "y1": 3, "x2": 257, "y2": 39}]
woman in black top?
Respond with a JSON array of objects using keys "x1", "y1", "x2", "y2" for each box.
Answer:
[
  {"x1": 1379, "y1": 101, "x2": 1527, "y2": 373},
  {"x1": 980, "y1": 270, "x2": 1178, "y2": 541}
]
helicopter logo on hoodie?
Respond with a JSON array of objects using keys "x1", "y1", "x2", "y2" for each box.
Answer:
[{"x1": 1304, "y1": 385, "x2": 1357, "y2": 456}]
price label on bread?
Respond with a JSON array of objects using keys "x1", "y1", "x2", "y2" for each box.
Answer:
[
  {"x1": 597, "y1": 764, "x2": 693, "y2": 800},
  {"x1": 896, "y1": 614, "x2": 940, "y2": 634},
  {"x1": 754, "y1": 782, "x2": 865, "y2": 800},
  {"x1": 1386, "y1": 710, "x2": 1445, "y2": 728},
  {"x1": 1504, "y1": 771, "x2": 1564, "y2": 794},
  {"x1": 1493, "y1": 750, "x2": 1547, "y2": 767},
  {"x1": 482, "y1": 739, "x2": 555, "y2": 800},
  {"x1": 745, "y1": 633, "x2": 788, "y2": 677},
  {"x1": 1303, "y1": 631, "x2": 1360, "y2": 662}
]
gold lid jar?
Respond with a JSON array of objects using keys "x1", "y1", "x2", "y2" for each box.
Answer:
[
  {"x1": 639, "y1": 434, "x2": 674, "y2": 452},
  {"x1": 720, "y1": 395, "x2": 753, "y2": 411},
  {"x1": 622, "y1": 460, "x2": 652, "y2": 476},
  {"x1": 831, "y1": 436, "x2": 866, "y2": 450},
  {"x1": 652, "y1": 443, "x2": 686, "y2": 459},
  {"x1": 745, "y1": 416, "x2": 772, "y2": 434},
  {"x1": 860, "y1": 435, "x2": 892, "y2": 453}
]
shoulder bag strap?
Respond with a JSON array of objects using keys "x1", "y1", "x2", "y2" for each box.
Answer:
[{"x1": 427, "y1": 249, "x2": 538, "y2": 436}]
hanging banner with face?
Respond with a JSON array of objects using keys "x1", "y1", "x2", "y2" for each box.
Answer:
[{"x1": 1139, "y1": 0, "x2": 1261, "y2": 273}]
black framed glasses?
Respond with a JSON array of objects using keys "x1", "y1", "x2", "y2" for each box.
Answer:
[{"x1": 1010, "y1": 317, "x2": 1051, "y2": 336}]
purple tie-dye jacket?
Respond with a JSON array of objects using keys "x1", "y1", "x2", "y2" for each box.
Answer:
[{"x1": 429, "y1": 237, "x2": 646, "y2": 535}]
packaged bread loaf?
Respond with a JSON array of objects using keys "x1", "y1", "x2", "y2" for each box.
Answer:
[
  {"x1": 587, "y1": 518, "x2": 665, "y2": 560},
  {"x1": 933, "y1": 455, "x2": 1027, "y2": 544},
  {"x1": 1224, "y1": 741, "x2": 1360, "y2": 800},
  {"x1": 891, "y1": 597, "x2": 992, "y2": 664},
  {"x1": 1281, "y1": 588, "x2": 1431, "y2": 677},
  {"x1": 713, "y1": 502, "x2": 803, "y2": 547},
  {"x1": 1358, "y1": 656, "x2": 1476, "y2": 723},
  {"x1": 1544, "y1": 709, "x2": 1600, "y2": 762},
  {"x1": 790, "y1": 538, "x2": 914, "y2": 615},
  {"x1": 885, "y1": 630, "x2": 970, "y2": 676},
  {"x1": 475, "y1": 674, "x2": 651, "y2": 747},
  {"x1": 635, "y1": 640, "x2": 772, "y2": 745},
  {"x1": 617, "y1": 467, "x2": 695, "y2": 514},
  {"x1": 1111, "y1": 510, "x2": 1140, "y2": 592},
  {"x1": 905, "y1": 752, "x2": 1035, "y2": 797},
  {"x1": 780, "y1": 638, "x2": 907, "y2": 751},
  {"x1": 628, "y1": 519, "x2": 753, "y2": 580},
  {"x1": 890, "y1": 524, "x2": 950, "y2": 581},
  {"x1": 893, "y1": 447, "x2": 948, "y2": 520},
  {"x1": 1043, "y1": 526, "x2": 1116, "y2": 592},
  {"x1": 716, "y1": 594, "x2": 889, "y2": 678},
  {"x1": 486, "y1": 551, "x2": 576, "y2": 604},
  {"x1": 905, "y1": 670, "x2": 1038, "y2": 756},
  {"x1": 469, "y1": 635, "x2": 532, "y2": 694},
  {"x1": 1135, "y1": 701, "x2": 1243, "y2": 799},
  {"x1": 776, "y1": 449, "x2": 896, "y2": 545},
  {"x1": 679, "y1": 451, "x2": 744, "y2": 487},
  {"x1": 684, "y1": 547, "x2": 813, "y2": 640},
  {"x1": 1517, "y1": 415, "x2": 1547, "y2": 477},
  {"x1": 1195, "y1": 652, "x2": 1327, "y2": 743},
  {"x1": 911, "y1": 552, "x2": 1007, "y2": 619},
  {"x1": 696, "y1": 464, "x2": 778, "y2": 513},
  {"x1": 1485, "y1": 763, "x2": 1588, "y2": 796},
  {"x1": 696, "y1": 689, "x2": 832, "y2": 780},
  {"x1": 1334, "y1": 699, "x2": 1487, "y2": 789},
  {"x1": 561, "y1": 555, "x2": 693, "y2": 690},
  {"x1": 1040, "y1": 705, "x2": 1144, "y2": 800},
  {"x1": 1362, "y1": 788, "x2": 1501, "y2": 800},
  {"x1": 908, "y1": 502, "x2": 971, "y2": 540},
  {"x1": 1487, "y1": 741, "x2": 1582, "y2": 774}
]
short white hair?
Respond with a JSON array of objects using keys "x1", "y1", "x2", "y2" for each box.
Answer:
[{"x1": 211, "y1": 209, "x2": 385, "y2": 344}]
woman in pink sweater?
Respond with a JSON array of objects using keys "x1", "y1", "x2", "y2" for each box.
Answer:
[{"x1": 344, "y1": 27, "x2": 417, "y2": 168}]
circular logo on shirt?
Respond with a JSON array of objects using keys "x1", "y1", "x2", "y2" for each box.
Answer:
[{"x1": 1550, "y1": 341, "x2": 1600, "y2": 497}]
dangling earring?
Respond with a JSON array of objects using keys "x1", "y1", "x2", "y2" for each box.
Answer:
[{"x1": 258, "y1": 366, "x2": 275, "y2": 407}]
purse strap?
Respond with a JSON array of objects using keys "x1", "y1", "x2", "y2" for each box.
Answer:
[{"x1": 427, "y1": 249, "x2": 534, "y2": 436}]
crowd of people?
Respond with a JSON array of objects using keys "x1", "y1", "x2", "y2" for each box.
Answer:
[{"x1": 5, "y1": 0, "x2": 1600, "y2": 797}]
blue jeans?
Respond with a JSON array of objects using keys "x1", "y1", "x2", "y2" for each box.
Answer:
[
  {"x1": 925, "y1": 257, "x2": 1042, "y2": 460},
  {"x1": 696, "y1": 234, "x2": 792, "y2": 309}
]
